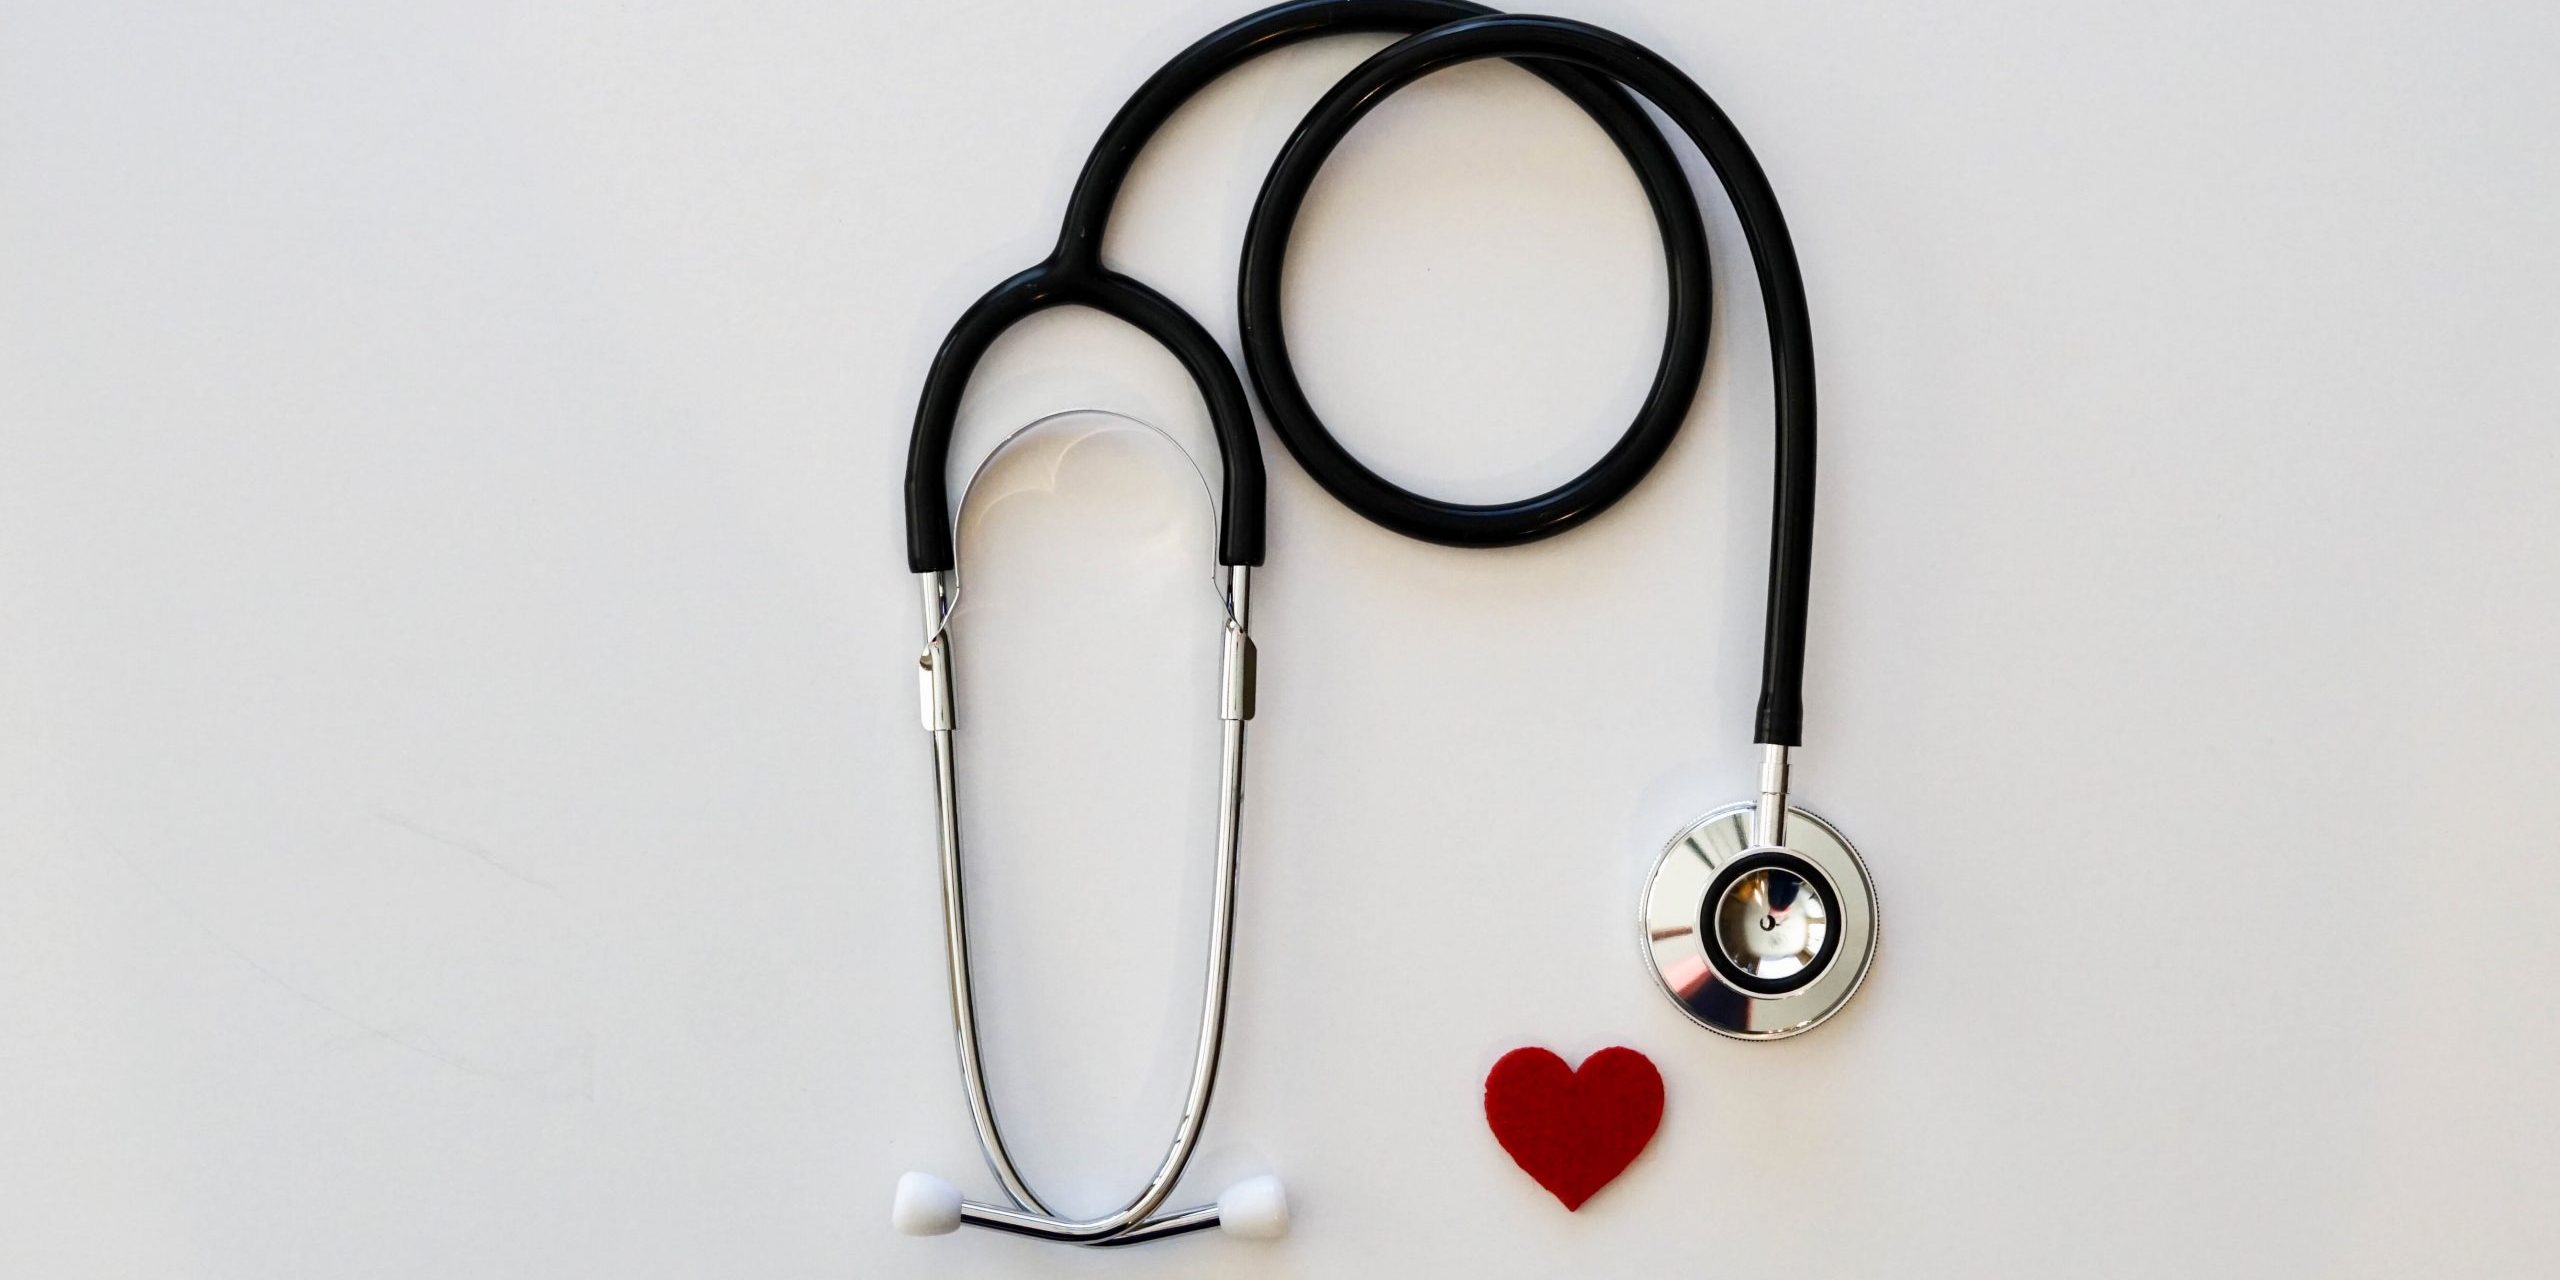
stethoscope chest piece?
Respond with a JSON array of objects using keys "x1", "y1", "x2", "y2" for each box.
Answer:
[{"x1": 1643, "y1": 803, "x2": 1876, "y2": 1039}]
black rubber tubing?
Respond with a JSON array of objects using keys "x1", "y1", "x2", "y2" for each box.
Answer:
[
  {"x1": 1237, "y1": 12, "x2": 1816, "y2": 742},
  {"x1": 902, "y1": 0, "x2": 1704, "y2": 573},
  {"x1": 902, "y1": 1, "x2": 1816, "y2": 745}
]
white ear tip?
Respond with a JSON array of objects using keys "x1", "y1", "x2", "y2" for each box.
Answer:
[
  {"x1": 1216, "y1": 1174, "x2": 1289, "y2": 1239},
  {"x1": 892, "y1": 1172, "x2": 963, "y2": 1236}
]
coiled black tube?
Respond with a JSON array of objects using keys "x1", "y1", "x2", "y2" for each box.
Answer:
[
  {"x1": 902, "y1": 0, "x2": 1701, "y2": 572},
  {"x1": 1237, "y1": 12, "x2": 1816, "y2": 741},
  {"x1": 903, "y1": 1, "x2": 1817, "y2": 744}
]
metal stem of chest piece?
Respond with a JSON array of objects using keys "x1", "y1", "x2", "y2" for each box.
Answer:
[{"x1": 1753, "y1": 742, "x2": 1792, "y2": 849}]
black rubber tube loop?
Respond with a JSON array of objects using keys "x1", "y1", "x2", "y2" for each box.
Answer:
[
  {"x1": 1237, "y1": 14, "x2": 1816, "y2": 743},
  {"x1": 903, "y1": 0, "x2": 1706, "y2": 574},
  {"x1": 907, "y1": 261, "x2": 1261, "y2": 566}
]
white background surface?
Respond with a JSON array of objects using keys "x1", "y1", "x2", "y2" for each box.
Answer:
[{"x1": 5, "y1": 0, "x2": 2558, "y2": 1275}]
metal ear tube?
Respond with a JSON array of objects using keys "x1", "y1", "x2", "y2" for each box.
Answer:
[{"x1": 897, "y1": 414, "x2": 1279, "y2": 1245}]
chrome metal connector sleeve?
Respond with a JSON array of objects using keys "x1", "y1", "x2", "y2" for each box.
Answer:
[
  {"x1": 1220, "y1": 567, "x2": 1255, "y2": 722},
  {"x1": 1751, "y1": 742, "x2": 1792, "y2": 848},
  {"x1": 918, "y1": 571, "x2": 955, "y2": 732}
]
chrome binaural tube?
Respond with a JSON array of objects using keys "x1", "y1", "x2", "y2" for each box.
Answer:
[{"x1": 913, "y1": 566, "x2": 1256, "y2": 1244}]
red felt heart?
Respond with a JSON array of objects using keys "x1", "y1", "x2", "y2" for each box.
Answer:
[{"x1": 1483, "y1": 1046, "x2": 1664, "y2": 1210}]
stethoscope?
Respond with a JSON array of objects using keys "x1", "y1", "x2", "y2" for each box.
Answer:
[{"x1": 896, "y1": 0, "x2": 1879, "y2": 1247}]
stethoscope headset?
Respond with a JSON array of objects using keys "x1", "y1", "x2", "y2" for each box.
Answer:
[{"x1": 897, "y1": 0, "x2": 1879, "y2": 1247}]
